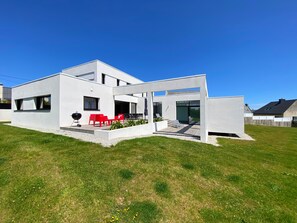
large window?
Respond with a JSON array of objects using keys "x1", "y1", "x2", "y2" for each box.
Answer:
[
  {"x1": 36, "y1": 95, "x2": 51, "y2": 110},
  {"x1": 176, "y1": 100, "x2": 200, "y2": 124},
  {"x1": 15, "y1": 99, "x2": 23, "y2": 111},
  {"x1": 84, "y1": 96, "x2": 100, "y2": 110}
]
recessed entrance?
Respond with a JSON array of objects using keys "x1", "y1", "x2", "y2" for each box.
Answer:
[
  {"x1": 115, "y1": 101, "x2": 129, "y2": 116},
  {"x1": 176, "y1": 100, "x2": 200, "y2": 124}
]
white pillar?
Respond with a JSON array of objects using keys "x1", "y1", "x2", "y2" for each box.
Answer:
[
  {"x1": 200, "y1": 77, "x2": 208, "y2": 142},
  {"x1": 147, "y1": 91, "x2": 154, "y2": 124}
]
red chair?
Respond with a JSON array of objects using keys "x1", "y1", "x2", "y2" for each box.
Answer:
[
  {"x1": 89, "y1": 114, "x2": 97, "y2": 125},
  {"x1": 93, "y1": 114, "x2": 107, "y2": 127},
  {"x1": 115, "y1": 114, "x2": 124, "y2": 123}
]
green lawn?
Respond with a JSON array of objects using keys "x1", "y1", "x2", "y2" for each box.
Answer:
[{"x1": 0, "y1": 124, "x2": 296, "y2": 223}]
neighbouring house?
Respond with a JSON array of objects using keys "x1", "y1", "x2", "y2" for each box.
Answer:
[
  {"x1": 0, "y1": 83, "x2": 12, "y2": 102},
  {"x1": 244, "y1": 104, "x2": 253, "y2": 117},
  {"x1": 0, "y1": 84, "x2": 12, "y2": 122},
  {"x1": 254, "y1": 99, "x2": 297, "y2": 118},
  {"x1": 11, "y1": 60, "x2": 244, "y2": 142}
]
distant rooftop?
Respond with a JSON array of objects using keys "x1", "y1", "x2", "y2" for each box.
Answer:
[{"x1": 254, "y1": 99, "x2": 297, "y2": 115}]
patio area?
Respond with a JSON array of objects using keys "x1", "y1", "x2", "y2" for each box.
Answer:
[
  {"x1": 153, "y1": 124, "x2": 201, "y2": 141},
  {"x1": 60, "y1": 124, "x2": 111, "y2": 134}
]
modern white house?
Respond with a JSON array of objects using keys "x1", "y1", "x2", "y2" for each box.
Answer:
[{"x1": 11, "y1": 60, "x2": 244, "y2": 143}]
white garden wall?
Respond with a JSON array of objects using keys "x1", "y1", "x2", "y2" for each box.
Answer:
[
  {"x1": 94, "y1": 121, "x2": 168, "y2": 141},
  {"x1": 0, "y1": 109, "x2": 11, "y2": 122},
  {"x1": 207, "y1": 96, "x2": 244, "y2": 135}
]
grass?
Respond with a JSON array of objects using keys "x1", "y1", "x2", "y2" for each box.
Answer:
[{"x1": 0, "y1": 124, "x2": 297, "y2": 222}]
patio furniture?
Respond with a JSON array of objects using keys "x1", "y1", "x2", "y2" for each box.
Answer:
[
  {"x1": 89, "y1": 114, "x2": 97, "y2": 125},
  {"x1": 93, "y1": 114, "x2": 108, "y2": 127},
  {"x1": 114, "y1": 114, "x2": 124, "y2": 123}
]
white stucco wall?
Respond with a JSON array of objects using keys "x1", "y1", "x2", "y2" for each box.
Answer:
[
  {"x1": 0, "y1": 109, "x2": 11, "y2": 121},
  {"x1": 94, "y1": 120, "x2": 168, "y2": 140},
  {"x1": 153, "y1": 93, "x2": 200, "y2": 120},
  {"x1": 62, "y1": 61, "x2": 98, "y2": 82},
  {"x1": 59, "y1": 74, "x2": 115, "y2": 127},
  {"x1": 207, "y1": 96, "x2": 244, "y2": 135},
  {"x1": 62, "y1": 60, "x2": 143, "y2": 87},
  {"x1": 11, "y1": 75, "x2": 60, "y2": 129}
]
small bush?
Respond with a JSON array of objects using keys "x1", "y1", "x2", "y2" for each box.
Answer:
[
  {"x1": 135, "y1": 119, "x2": 147, "y2": 125},
  {"x1": 110, "y1": 121, "x2": 124, "y2": 130},
  {"x1": 124, "y1": 120, "x2": 136, "y2": 127},
  {"x1": 154, "y1": 117, "x2": 163, "y2": 122}
]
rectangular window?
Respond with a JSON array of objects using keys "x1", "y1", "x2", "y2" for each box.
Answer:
[
  {"x1": 36, "y1": 95, "x2": 51, "y2": 110},
  {"x1": 102, "y1": 73, "x2": 106, "y2": 84},
  {"x1": 117, "y1": 79, "x2": 120, "y2": 86},
  {"x1": 84, "y1": 96, "x2": 100, "y2": 110},
  {"x1": 15, "y1": 99, "x2": 23, "y2": 111}
]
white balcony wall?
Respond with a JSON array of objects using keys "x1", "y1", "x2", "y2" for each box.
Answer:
[{"x1": 62, "y1": 60, "x2": 98, "y2": 82}]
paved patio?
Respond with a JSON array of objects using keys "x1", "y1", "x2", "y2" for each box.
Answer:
[
  {"x1": 153, "y1": 124, "x2": 200, "y2": 141},
  {"x1": 60, "y1": 124, "x2": 110, "y2": 134}
]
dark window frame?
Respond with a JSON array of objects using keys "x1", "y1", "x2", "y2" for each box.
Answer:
[
  {"x1": 83, "y1": 96, "x2": 100, "y2": 111},
  {"x1": 36, "y1": 95, "x2": 51, "y2": 110},
  {"x1": 15, "y1": 99, "x2": 23, "y2": 111}
]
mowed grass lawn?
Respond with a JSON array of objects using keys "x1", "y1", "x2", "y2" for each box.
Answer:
[{"x1": 0, "y1": 125, "x2": 297, "y2": 223}]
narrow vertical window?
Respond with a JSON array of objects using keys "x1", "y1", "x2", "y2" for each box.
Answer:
[
  {"x1": 117, "y1": 79, "x2": 120, "y2": 86},
  {"x1": 15, "y1": 99, "x2": 23, "y2": 111},
  {"x1": 102, "y1": 74, "x2": 106, "y2": 84}
]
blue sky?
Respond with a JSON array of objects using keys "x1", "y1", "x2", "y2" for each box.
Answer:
[{"x1": 0, "y1": 0, "x2": 296, "y2": 109}]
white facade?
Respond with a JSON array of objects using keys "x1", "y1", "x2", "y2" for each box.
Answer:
[{"x1": 11, "y1": 60, "x2": 245, "y2": 142}]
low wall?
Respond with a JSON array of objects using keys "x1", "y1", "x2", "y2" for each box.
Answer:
[
  {"x1": 94, "y1": 120, "x2": 168, "y2": 141},
  {"x1": 0, "y1": 109, "x2": 12, "y2": 122},
  {"x1": 244, "y1": 117, "x2": 292, "y2": 127}
]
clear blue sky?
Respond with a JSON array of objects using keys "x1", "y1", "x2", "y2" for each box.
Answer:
[{"x1": 0, "y1": 0, "x2": 296, "y2": 109}]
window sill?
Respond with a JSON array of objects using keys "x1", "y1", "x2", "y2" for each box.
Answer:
[{"x1": 14, "y1": 109, "x2": 51, "y2": 112}]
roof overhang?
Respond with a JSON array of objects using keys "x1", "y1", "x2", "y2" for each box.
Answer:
[{"x1": 112, "y1": 74, "x2": 207, "y2": 96}]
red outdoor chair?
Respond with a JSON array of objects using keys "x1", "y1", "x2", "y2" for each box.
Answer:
[
  {"x1": 115, "y1": 114, "x2": 124, "y2": 123},
  {"x1": 89, "y1": 114, "x2": 97, "y2": 125},
  {"x1": 93, "y1": 114, "x2": 108, "y2": 127}
]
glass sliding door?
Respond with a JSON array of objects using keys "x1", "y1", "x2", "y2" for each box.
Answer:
[
  {"x1": 176, "y1": 106, "x2": 189, "y2": 123},
  {"x1": 176, "y1": 100, "x2": 200, "y2": 124}
]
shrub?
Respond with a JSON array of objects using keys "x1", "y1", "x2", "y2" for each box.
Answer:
[
  {"x1": 110, "y1": 121, "x2": 124, "y2": 130},
  {"x1": 135, "y1": 119, "x2": 147, "y2": 125},
  {"x1": 154, "y1": 117, "x2": 163, "y2": 122},
  {"x1": 124, "y1": 120, "x2": 136, "y2": 127}
]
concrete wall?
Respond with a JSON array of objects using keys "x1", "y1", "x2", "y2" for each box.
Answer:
[
  {"x1": 207, "y1": 96, "x2": 244, "y2": 135},
  {"x1": 94, "y1": 120, "x2": 168, "y2": 140},
  {"x1": 153, "y1": 93, "x2": 200, "y2": 120},
  {"x1": 59, "y1": 74, "x2": 114, "y2": 127},
  {"x1": 62, "y1": 61, "x2": 98, "y2": 82},
  {"x1": 284, "y1": 101, "x2": 297, "y2": 117},
  {"x1": 0, "y1": 109, "x2": 11, "y2": 121},
  {"x1": 62, "y1": 60, "x2": 143, "y2": 88},
  {"x1": 11, "y1": 75, "x2": 60, "y2": 129}
]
